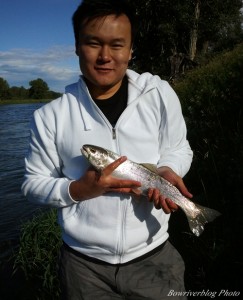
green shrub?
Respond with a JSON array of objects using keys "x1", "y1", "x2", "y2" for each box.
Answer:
[
  {"x1": 175, "y1": 43, "x2": 243, "y2": 207},
  {"x1": 171, "y1": 43, "x2": 243, "y2": 292}
]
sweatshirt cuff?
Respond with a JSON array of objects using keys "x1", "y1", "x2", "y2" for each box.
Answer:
[
  {"x1": 67, "y1": 180, "x2": 79, "y2": 204},
  {"x1": 59, "y1": 179, "x2": 79, "y2": 206}
]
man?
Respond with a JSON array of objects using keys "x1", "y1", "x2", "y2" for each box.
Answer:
[{"x1": 22, "y1": 0, "x2": 193, "y2": 299}]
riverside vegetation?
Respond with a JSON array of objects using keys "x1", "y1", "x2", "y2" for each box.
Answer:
[{"x1": 2, "y1": 43, "x2": 243, "y2": 299}]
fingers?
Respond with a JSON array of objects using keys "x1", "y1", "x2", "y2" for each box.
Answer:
[
  {"x1": 102, "y1": 156, "x2": 127, "y2": 176},
  {"x1": 158, "y1": 166, "x2": 193, "y2": 199},
  {"x1": 108, "y1": 187, "x2": 142, "y2": 196},
  {"x1": 147, "y1": 188, "x2": 179, "y2": 213},
  {"x1": 108, "y1": 178, "x2": 141, "y2": 189},
  {"x1": 148, "y1": 188, "x2": 161, "y2": 209},
  {"x1": 164, "y1": 198, "x2": 178, "y2": 212},
  {"x1": 100, "y1": 157, "x2": 141, "y2": 191},
  {"x1": 74, "y1": 159, "x2": 141, "y2": 200}
]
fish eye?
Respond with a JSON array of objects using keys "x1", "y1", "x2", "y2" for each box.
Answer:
[{"x1": 90, "y1": 148, "x2": 96, "y2": 154}]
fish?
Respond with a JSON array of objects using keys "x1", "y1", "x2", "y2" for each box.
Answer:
[{"x1": 81, "y1": 144, "x2": 221, "y2": 236}]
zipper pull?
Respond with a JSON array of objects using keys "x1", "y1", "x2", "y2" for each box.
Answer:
[{"x1": 112, "y1": 128, "x2": 116, "y2": 139}]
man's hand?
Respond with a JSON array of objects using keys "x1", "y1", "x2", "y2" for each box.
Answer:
[
  {"x1": 147, "y1": 166, "x2": 193, "y2": 213},
  {"x1": 69, "y1": 156, "x2": 141, "y2": 201}
]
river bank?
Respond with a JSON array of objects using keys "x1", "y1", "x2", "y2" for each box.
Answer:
[{"x1": 0, "y1": 99, "x2": 51, "y2": 105}]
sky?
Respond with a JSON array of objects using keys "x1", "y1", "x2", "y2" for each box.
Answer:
[{"x1": 0, "y1": 0, "x2": 82, "y2": 92}]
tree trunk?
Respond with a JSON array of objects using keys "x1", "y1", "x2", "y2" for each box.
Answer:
[
  {"x1": 202, "y1": 40, "x2": 209, "y2": 55},
  {"x1": 189, "y1": 0, "x2": 201, "y2": 61}
]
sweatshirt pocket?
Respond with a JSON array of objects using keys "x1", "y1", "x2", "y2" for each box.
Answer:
[
  {"x1": 60, "y1": 200, "x2": 90, "y2": 242},
  {"x1": 59, "y1": 197, "x2": 121, "y2": 250},
  {"x1": 61, "y1": 200, "x2": 87, "y2": 221}
]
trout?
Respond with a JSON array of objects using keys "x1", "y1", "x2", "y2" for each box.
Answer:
[{"x1": 81, "y1": 144, "x2": 221, "y2": 236}]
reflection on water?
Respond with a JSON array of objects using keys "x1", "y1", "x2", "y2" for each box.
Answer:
[{"x1": 0, "y1": 103, "x2": 44, "y2": 257}]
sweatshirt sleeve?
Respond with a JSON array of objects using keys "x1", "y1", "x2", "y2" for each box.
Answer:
[
  {"x1": 157, "y1": 80, "x2": 193, "y2": 177},
  {"x1": 21, "y1": 108, "x2": 76, "y2": 207}
]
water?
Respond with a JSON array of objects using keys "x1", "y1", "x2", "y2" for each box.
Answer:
[{"x1": 0, "y1": 103, "x2": 45, "y2": 258}]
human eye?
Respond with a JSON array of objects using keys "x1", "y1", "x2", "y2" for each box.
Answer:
[
  {"x1": 111, "y1": 43, "x2": 124, "y2": 50},
  {"x1": 87, "y1": 40, "x2": 100, "y2": 47},
  {"x1": 111, "y1": 39, "x2": 125, "y2": 49},
  {"x1": 83, "y1": 36, "x2": 100, "y2": 47},
  {"x1": 112, "y1": 43, "x2": 123, "y2": 49}
]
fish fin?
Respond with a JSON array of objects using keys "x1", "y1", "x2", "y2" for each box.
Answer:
[
  {"x1": 139, "y1": 163, "x2": 158, "y2": 174},
  {"x1": 184, "y1": 203, "x2": 221, "y2": 236}
]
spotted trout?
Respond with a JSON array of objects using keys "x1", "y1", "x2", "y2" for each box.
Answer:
[{"x1": 81, "y1": 144, "x2": 221, "y2": 236}]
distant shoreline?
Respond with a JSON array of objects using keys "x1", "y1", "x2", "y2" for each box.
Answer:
[{"x1": 0, "y1": 99, "x2": 52, "y2": 105}]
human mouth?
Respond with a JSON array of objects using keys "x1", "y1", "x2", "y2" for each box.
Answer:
[{"x1": 95, "y1": 67, "x2": 113, "y2": 73}]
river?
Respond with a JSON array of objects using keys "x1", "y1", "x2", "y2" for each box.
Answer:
[{"x1": 0, "y1": 103, "x2": 45, "y2": 258}]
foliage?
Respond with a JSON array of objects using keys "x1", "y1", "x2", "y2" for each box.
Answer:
[
  {"x1": 131, "y1": 0, "x2": 242, "y2": 76},
  {"x1": 0, "y1": 77, "x2": 61, "y2": 101},
  {"x1": 170, "y1": 43, "x2": 243, "y2": 292},
  {"x1": 29, "y1": 78, "x2": 50, "y2": 99},
  {"x1": 46, "y1": 90, "x2": 63, "y2": 99},
  {"x1": 198, "y1": 0, "x2": 243, "y2": 51},
  {"x1": 9, "y1": 86, "x2": 29, "y2": 100},
  {"x1": 175, "y1": 43, "x2": 243, "y2": 208},
  {"x1": 175, "y1": 43, "x2": 243, "y2": 195},
  {"x1": 0, "y1": 77, "x2": 10, "y2": 100},
  {"x1": 13, "y1": 209, "x2": 62, "y2": 299}
]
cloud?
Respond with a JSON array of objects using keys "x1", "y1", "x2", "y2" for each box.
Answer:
[{"x1": 0, "y1": 46, "x2": 80, "y2": 92}]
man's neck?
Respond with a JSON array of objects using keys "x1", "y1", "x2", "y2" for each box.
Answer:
[{"x1": 84, "y1": 78, "x2": 123, "y2": 100}]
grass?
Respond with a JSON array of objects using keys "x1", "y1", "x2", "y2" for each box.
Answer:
[
  {"x1": 0, "y1": 99, "x2": 51, "y2": 105},
  {"x1": 11, "y1": 209, "x2": 62, "y2": 299}
]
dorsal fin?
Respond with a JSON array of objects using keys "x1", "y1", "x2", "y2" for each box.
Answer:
[{"x1": 139, "y1": 163, "x2": 158, "y2": 174}]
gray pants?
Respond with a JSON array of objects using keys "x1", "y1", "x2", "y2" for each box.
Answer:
[{"x1": 59, "y1": 241, "x2": 187, "y2": 300}]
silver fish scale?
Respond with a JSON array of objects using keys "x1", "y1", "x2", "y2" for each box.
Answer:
[
  {"x1": 114, "y1": 160, "x2": 200, "y2": 219},
  {"x1": 81, "y1": 145, "x2": 221, "y2": 236}
]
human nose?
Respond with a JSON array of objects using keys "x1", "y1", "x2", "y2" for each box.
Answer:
[{"x1": 97, "y1": 45, "x2": 111, "y2": 62}]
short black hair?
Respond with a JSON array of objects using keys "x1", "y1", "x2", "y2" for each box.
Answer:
[{"x1": 72, "y1": 0, "x2": 137, "y2": 46}]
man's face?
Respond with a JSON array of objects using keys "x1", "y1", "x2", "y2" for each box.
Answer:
[{"x1": 76, "y1": 14, "x2": 132, "y2": 99}]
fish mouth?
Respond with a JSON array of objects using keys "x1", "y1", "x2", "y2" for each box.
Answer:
[
  {"x1": 81, "y1": 144, "x2": 99, "y2": 158},
  {"x1": 81, "y1": 144, "x2": 90, "y2": 158}
]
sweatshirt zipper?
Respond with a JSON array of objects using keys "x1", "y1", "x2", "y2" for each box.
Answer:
[
  {"x1": 91, "y1": 100, "x2": 117, "y2": 140},
  {"x1": 112, "y1": 128, "x2": 116, "y2": 139},
  {"x1": 117, "y1": 199, "x2": 128, "y2": 263},
  {"x1": 90, "y1": 97, "x2": 117, "y2": 140}
]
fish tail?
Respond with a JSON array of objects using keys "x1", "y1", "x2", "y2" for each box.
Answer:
[{"x1": 184, "y1": 203, "x2": 221, "y2": 237}]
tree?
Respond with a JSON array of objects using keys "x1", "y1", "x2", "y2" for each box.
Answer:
[
  {"x1": 0, "y1": 77, "x2": 10, "y2": 100},
  {"x1": 189, "y1": 0, "x2": 201, "y2": 60},
  {"x1": 10, "y1": 86, "x2": 29, "y2": 99},
  {"x1": 29, "y1": 78, "x2": 49, "y2": 99},
  {"x1": 130, "y1": 0, "x2": 242, "y2": 77},
  {"x1": 131, "y1": 0, "x2": 181, "y2": 75},
  {"x1": 198, "y1": 0, "x2": 243, "y2": 53},
  {"x1": 46, "y1": 90, "x2": 62, "y2": 99}
]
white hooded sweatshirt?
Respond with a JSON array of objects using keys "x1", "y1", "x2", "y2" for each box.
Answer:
[{"x1": 22, "y1": 69, "x2": 193, "y2": 264}]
